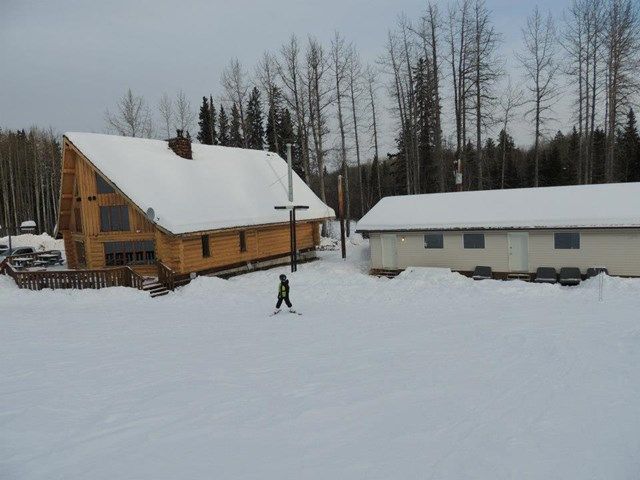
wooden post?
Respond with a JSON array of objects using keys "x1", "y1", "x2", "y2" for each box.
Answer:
[
  {"x1": 338, "y1": 174, "x2": 346, "y2": 259},
  {"x1": 289, "y1": 210, "x2": 295, "y2": 273},
  {"x1": 292, "y1": 208, "x2": 298, "y2": 272}
]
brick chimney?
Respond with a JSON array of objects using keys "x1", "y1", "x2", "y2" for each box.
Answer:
[{"x1": 168, "y1": 129, "x2": 192, "y2": 159}]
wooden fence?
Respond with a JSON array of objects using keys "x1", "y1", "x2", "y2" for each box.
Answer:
[{"x1": 0, "y1": 252, "x2": 145, "y2": 291}]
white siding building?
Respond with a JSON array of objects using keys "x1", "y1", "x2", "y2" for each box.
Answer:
[{"x1": 357, "y1": 183, "x2": 640, "y2": 278}]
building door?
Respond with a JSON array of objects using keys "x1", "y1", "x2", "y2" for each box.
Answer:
[
  {"x1": 508, "y1": 232, "x2": 529, "y2": 272},
  {"x1": 381, "y1": 234, "x2": 397, "y2": 270}
]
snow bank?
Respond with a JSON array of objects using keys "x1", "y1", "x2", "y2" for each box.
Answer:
[
  {"x1": 0, "y1": 233, "x2": 64, "y2": 254},
  {"x1": 2, "y1": 241, "x2": 640, "y2": 479}
]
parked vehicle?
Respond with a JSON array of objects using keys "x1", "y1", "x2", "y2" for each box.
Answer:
[{"x1": 0, "y1": 246, "x2": 36, "y2": 261}]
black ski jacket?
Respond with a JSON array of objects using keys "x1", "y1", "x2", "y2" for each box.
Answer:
[{"x1": 278, "y1": 280, "x2": 290, "y2": 298}]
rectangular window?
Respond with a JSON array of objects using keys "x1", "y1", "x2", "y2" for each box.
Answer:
[
  {"x1": 104, "y1": 241, "x2": 155, "y2": 266},
  {"x1": 424, "y1": 233, "x2": 444, "y2": 249},
  {"x1": 96, "y1": 173, "x2": 115, "y2": 194},
  {"x1": 554, "y1": 232, "x2": 580, "y2": 249},
  {"x1": 201, "y1": 235, "x2": 210, "y2": 258},
  {"x1": 74, "y1": 207, "x2": 83, "y2": 233},
  {"x1": 239, "y1": 231, "x2": 247, "y2": 252},
  {"x1": 75, "y1": 241, "x2": 86, "y2": 267},
  {"x1": 463, "y1": 233, "x2": 485, "y2": 249},
  {"x1": 99, "y1": 205, "x2": 130, "y2": 232}
]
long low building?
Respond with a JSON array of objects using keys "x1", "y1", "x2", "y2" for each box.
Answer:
[{"x1": 356, "y1": 183, "x2": 640, "y2": 278}]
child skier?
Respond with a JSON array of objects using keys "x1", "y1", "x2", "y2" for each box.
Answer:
[{"x1": 274, "y1": 273, "x2": 295, "y2": 314}]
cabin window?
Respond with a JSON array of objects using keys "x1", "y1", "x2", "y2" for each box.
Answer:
[
  {"x1": 104, "y1": 241, "x2": 155, "y2": 266},
  {"x1": 74, "y1": 207, "x2": 83, "y2": 233},
  {"x1": 239, "y1": 231, "x2": 247, "y2": 252},
  {"x1": 75, "y1": 241, "x2": 86, "y2": 268},
  {"x1": 99, "y1": 205, "x2": 130, "y2": 232},
  {"x1": 554, "y1": 232, "x2": 580, "y2": 249},
  {"x1": 201, "y1": 235, "x2": 210, "y2": 258},
  {"x1": 463, "y1": 233, "x2": 485, "y2": 249},
  {"x1": 424, "y1": 233, "x2": 444, "y2": 249},
  {"x1": 96, "y1": 173, "x2": 115, "y2": 194}
]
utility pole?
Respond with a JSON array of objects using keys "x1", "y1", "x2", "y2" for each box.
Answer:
[
  {"x1": 275, "y1": 144, "x2": 309, "y2": 272},
  {"x1": 286, "y1": 144, "x2": 293, "y2": 202},
  {"x1": 338, "y1": 174, "x2": 346, "y2": 259}
]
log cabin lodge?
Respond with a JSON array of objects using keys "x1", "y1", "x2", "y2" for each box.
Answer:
[{"x1": 56, "y1": 131, "x2": 334, "y2": 278}]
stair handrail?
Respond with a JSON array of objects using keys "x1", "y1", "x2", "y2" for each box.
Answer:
[{"x1": 156, "y1": 260, "x2": 176, "y2": 291}]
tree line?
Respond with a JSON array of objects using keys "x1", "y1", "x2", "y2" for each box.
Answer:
[
  {"x1": 102, "y1": 0, "x2": 640, "y2": 232},
  {"x1": 0, "y1": 128, "x2": 62, "y2": 236},
  {"x1": 3, "y1": 0, "x2": 640, "y2": 236}
]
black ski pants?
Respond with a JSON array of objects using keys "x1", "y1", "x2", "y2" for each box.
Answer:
[{"x1": 276, "y1": 295, "x2": 292, "y2": 309}]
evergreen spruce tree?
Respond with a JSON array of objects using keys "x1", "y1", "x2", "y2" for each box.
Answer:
[
  {"x1": 541, "y1": 133, "x2": 565, "y2": 186},
  {"x1": 619, "y1": 109, "x2": 640, "y2": 181},
  {"x1": 413, "y1": 57, "x2": 435, "y2": 192},
  {"x1": 245, "y1": 87, "x2": 265, "y2": 150},
  {"x1": 209, "y1": 95, "x2": 217, "y2": 145},
  {"x1": 218, "y1": 105, "x2": 230, "y2": 146},
  {"x1": 483, "y1": 138, "x2": 498, "y2": 189},
  {"x1": 229, "y1": 102, "x2": 244, "y2": 147},
  {"x1": 498, "y1": 129, "x2": 518, "y2": 188},
  {"x1": 266, "y1": 86, "x2": 283, "y2": 154},
  {"x1": 197, "y1": 96, "x2": 213, "y2": 145},
  {"x1": 592, "y1": 128, "x2": 607, "y2": 183}
]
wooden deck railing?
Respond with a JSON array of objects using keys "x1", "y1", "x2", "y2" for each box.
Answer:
[
  {"x1": 156, "y1": 260, "x2": 192, "y2": 291},
  {"x1": 157, "y1": 260, "x2": 175, "y2": 290},
  {"x1": 1, "y1": 254, "x2": 145, "y2": 292}
]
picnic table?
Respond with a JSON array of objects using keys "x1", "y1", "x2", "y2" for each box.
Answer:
[
  {"x1": 12, "y1": 257, "x2": 35, "y2": 269},
  {"x1": 35, "y1": 252, "x2": 64, "y2": 266}
]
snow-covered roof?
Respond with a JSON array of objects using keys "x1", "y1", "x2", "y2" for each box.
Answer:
[
  {"x1": 65, "y1": 132, "x2": 334, "y2": 235},
  {"x1": 357, "y1": 183, "x2": 640, "y2": 232},
  {"x1": 20, "y1": 220, "x2": 36, "y2": 228}
]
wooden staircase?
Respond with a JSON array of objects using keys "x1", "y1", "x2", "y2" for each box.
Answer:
[
  {"x1": 370, "y1": 268, "x2": 403, "y2": 279},
  {"x1": 143, "y1": 278, "x2": 170, "y2": 298}
]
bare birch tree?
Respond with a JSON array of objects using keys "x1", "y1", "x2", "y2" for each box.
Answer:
[
  {"x1": 517, "y1": 7, "x2": 560, "y2": 187},
  {"x1": 104, "y1": 88, "x2": 154, "y2": 138},
  {"x1": 158, "y1": 93, "x2": 173, "y2": 139},
  {"x1": 470, "y1": 0, "x2": 502, "y2": 189},
  {"x1": 278, "y1": 36, "x2": 312, "y2": 184},
  {"x1": 305, "y1": 37, "x2": 332, "y2": 203},
  {"x1": 446, "y1": 0, "x2": 473, "y2": 188},
  {"x1": 331, "y1": 31, "x2": 352, "y2": 232},
  {"x1": 257, "y1": 51, "x2": 282, "y2": 154},
  {"x1": 365, "y1": 65, "x2": 382, "y2": 203},
  {"x1": 222, "y1": 58, "x2": 250, "y2": 147},
  {"x1": 497, "y1": 78, "x2": 525, "y2": 188},
  {"x1": 603, "y1": 0, "x2": 640, "y2": 181},
  {"x1": 347, "y1": 47, "x2": 365, "y2": 216},
  {"x1": 173, "y1": 90, "x2": 196, "y2": 135}
]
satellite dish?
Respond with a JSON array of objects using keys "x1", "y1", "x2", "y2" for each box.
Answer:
[{"x1": 146, "y1": 207, "x2": 156, "y2": 221}]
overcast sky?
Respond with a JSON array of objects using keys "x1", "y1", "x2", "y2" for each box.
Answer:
[{"x1": 2, "y1": 0, "x2": 569, "y2": 157}]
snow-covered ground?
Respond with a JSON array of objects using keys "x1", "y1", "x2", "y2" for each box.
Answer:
[{"x1": 2, "y1": 241, "x2": 640, "y2": 479}]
